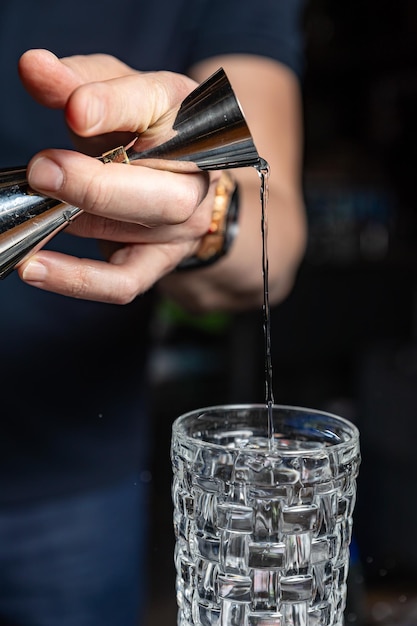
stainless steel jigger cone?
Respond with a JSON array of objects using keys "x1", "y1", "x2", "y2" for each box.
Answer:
[{"x1": 0, "y1": 67, "x2": 260, "y2": 279}]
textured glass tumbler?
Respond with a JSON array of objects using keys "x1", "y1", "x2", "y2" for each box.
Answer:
[{"x1": 171, "y1": 404, "x2": 360, "y2": 626}]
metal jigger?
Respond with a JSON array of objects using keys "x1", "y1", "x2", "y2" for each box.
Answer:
[{"x1": 0, "y1": 68, "x2": 260, "y2": 279}]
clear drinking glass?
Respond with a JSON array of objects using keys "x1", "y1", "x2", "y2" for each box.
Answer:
[{"x1": 171, "y1": 404, "x2": 360, "y2": 626}]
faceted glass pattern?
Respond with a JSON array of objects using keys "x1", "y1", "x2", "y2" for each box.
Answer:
[{"x1": 171, "y1": 405, "x2": 360, "y2": 626}]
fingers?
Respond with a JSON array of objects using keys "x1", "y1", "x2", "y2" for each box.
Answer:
[
  {"x1": 18, "y1": 49, "x2": 212, "y2": 303},
  {"x1": 18, "y1": 48, "x2": 134, "y2": 109},
  {"x1": 18, "y1": 242, "x2": 186, "y2": 304},
  {"x1": 27, "y1": 150, "x2": 209, "y2": 226},
  {"x1": 22, "y1": 49, "x2": 207, "y2": 229},
  {"x1": 18, "y1": 49, "x2": 196, "y2": 139},
  {"x1": 65, "y1": 72, "x2": 195, "y2": 138}
]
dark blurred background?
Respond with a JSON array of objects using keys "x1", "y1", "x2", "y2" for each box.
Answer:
[{"x1": 145, "y1": 2, "x2": 417, "y2": 624}]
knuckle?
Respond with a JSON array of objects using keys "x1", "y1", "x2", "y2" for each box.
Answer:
[
  {"x1": 80, "y1": 176, "x2": 112, "y2": 215},
  {"x1": 97, "y1": 217, "x2": 123, "y2": 240},
  {"x1": 114, "y1": 276, "x2": 140, "y2": 304},
  {"x1": 166, "y1": 179, "x2": 203, "y2": 225},
  {"x1": 65, "y1": 266, "x2": 92, "y2": 300},
  {"x1": 64, "y1": 266, "x2": 138, "y2": 305}
]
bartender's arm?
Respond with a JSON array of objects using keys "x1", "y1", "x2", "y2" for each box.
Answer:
[{"x1": 19, "y1": 49, "x2": 306, "y2": 311}]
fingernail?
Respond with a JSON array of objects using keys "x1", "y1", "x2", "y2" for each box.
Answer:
[
  {"x1": 28, "y1": 157, "x2": 64, "y2": 192},
  {"x1": 21, "y1": 259, "x2": 48, "y2": 283}
]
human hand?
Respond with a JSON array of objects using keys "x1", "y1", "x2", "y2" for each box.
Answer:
[{"x1": 18, "y1": 49, "x2": 214, "y2": 303}]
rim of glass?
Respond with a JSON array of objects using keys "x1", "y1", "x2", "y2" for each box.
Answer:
[{"x1": 172, "y1": 403, "x2": 360, "y2": 454}]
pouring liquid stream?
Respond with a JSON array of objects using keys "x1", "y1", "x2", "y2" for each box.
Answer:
[{"x1": 255, "y1": 158, "x2": 275, "y2": 449}]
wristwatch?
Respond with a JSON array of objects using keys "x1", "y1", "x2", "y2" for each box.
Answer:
[{"x1": 177, "y1": 171, "x2": 240, "y2": 271}]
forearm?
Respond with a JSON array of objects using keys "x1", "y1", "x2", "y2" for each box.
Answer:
[
  {"x1": 158, "y1": 55, "x2": 307, "y2": 313},
  {"x1": 158, "y1": 167, "x2": 306, "y2": 313}
]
